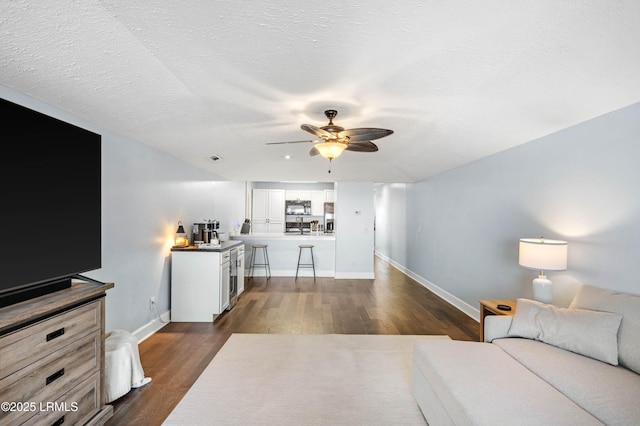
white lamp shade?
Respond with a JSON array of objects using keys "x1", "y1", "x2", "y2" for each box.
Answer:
[
  {"x1": 519, "y1": 238, "x2": 568, "y2": 271},
  {"x1": 315, "y1": 142, "x2": 347, "y2": 159}
]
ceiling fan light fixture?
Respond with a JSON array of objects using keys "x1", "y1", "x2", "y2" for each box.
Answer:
[
  {"x1": 266, "y1": 109, "x2": 393, "y2": 171},
  {"x1": 315, "y1": 142, "x2": 347, "y2": 160}
]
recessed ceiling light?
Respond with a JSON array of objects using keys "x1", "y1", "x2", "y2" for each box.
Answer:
[{"x1": 284, "y1": 155, "x2": 291, "y2": 159}]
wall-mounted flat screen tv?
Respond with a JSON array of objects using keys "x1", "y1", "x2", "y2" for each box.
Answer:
[{"x1": 0, "y1": 97, "x2": 101, "y2": 308}]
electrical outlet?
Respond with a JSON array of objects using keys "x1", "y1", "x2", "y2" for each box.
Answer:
[{"x1": 149, "y1": 296, "x2": 156, "y2": 310}]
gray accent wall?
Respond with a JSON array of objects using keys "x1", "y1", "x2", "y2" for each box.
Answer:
[{"x1": 377, "y1": 102, "x2": 640, "y2": 313}]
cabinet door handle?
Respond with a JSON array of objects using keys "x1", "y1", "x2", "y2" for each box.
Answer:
[
  {"x1": 52, "y1": 415, "x2": 65, "y2": 426},
  {"x1": 46, "y1": 368, "x2": 65, "y2": 385},
  {"x1": 46, "y1": 328, "x2": 65, "y2": 342}
]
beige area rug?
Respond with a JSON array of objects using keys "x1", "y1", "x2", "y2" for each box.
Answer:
[{"x1": 163, "y1": 333, "x2": 449, "y2": 425}]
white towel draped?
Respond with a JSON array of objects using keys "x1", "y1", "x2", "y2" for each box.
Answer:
[{"x1": 105, "y1": 330, "x2": 151, "y2": 403}]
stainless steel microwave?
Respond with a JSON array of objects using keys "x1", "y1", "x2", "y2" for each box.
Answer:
[{"x1": 285, "y1": 200, "x2": 311, "y2": 215}]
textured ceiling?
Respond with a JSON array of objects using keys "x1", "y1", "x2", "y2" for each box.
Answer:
[{"x1": 2, "y1": 1, "x2": 640, "y2": 182}]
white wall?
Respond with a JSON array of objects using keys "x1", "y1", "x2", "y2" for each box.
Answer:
[
  {"x1": 335, "y1": 182, "x2": 375, "y2": 279},
  {"x1": 376, "y1": 102, "x2": 640, "y2": 318},
  {"x1": 208, "y1": 181, "x2": 247, "y2": 235},
  {"x1": 374, "y1": 183, "x2": 408, "y2": 266},
  {"x1": 1, "y1": 85, "x2": 246, "y2": 336}
]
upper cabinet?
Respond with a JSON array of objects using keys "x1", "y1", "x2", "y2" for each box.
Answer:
[
  {"x1": 310, "y1": 191, "x2": 325, "y2": 216},
  {"x1": 252, "y1": 189, "x2": 285, "y2": 233},
  {"x1": 285, "y1": 190, "x2": 312, "y2": 201},
  {"x1": 324, "y1": 189, "x2": 335, "y2": 202}
]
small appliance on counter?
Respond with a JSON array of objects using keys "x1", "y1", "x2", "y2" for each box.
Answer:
[
  {"x1": 285, "y1": 200, "x2": 311, "y2": 215},
  {"x1": 192, "y1": 220, "x2": 220, "y2": 244}
]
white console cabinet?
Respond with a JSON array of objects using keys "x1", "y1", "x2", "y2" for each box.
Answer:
[
  {"x1": 171, "y1": 242, "x2": 243, "y2": 322},
  {"x1": 171, "y1": 251, "x2": 226, "y2": 322}
]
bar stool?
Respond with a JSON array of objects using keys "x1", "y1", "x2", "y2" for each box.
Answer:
[
  {"x1": 295, "y1": 244, "x2": 316, "y2": 280},
  {"x1": 249, "y1": 244, "x2": 271, "y2": 279}
]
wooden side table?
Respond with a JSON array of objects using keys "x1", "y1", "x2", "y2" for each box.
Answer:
[{"x1": 478, "y1": 299, "x2": 517, "y2": 342}]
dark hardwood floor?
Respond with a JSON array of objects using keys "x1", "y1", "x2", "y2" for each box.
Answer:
[{"x1": 106, "y1": 258, "x2": 479, "y2": 425}]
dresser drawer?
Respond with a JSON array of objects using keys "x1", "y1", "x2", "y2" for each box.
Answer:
[
  {"x1": 0, "y1": 300, "x2": 101, "y2": 379},
  {"x1": 22, "y1": 371, "x2": 102, "y2": 426},
  {"x1": 0, "y1": 331, "x2": 101, "y2": 426}
]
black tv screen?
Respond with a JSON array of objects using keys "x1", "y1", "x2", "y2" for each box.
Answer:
[{"x1": 0, "y1": 97, "x2": 101, "y2": 307}]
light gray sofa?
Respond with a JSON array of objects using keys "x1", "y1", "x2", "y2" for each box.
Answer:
[{"x1": 412, "y1": 284, "x2": 640, "y2": 425}]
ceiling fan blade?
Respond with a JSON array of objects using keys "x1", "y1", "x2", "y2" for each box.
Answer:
[
  {"x1": 344, "y1": 141, "x2": 378, "y2": 152},
  {"x1": 301, "y1": 124, "x2": 332, "y2": 138},
  {"x1": 309, "y1": 146, "x2": 320, "y2": 156},
  {"x1": 266, "y1": 140, "x2": 316, "y2": 145},
  {"x1": 338, "y1": 128, "x2": 394, "y2": 142}
]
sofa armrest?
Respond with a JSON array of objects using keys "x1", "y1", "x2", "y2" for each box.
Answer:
[{"x1": 484, "y1": 315, "x2": 513, "y2": 342}]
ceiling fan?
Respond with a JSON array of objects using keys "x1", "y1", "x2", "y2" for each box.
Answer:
[{"x1": 267, "y1": 109, "x2": 394, "y2": 172}]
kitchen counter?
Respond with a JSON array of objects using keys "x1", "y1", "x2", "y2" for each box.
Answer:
[
  {"x1": 232, "y1": 232, "x2": 335, "y2": 241},
  {"x1": 230, "y1": 233, "x2": 335, "y2": 277},
  {"x1": 171, "y1": 240, "x2": 243, "y2": 252}
]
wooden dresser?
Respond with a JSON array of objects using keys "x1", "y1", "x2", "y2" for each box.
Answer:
[{"x1": 0, "y1": 281, "x2": 114, "y2": 426}]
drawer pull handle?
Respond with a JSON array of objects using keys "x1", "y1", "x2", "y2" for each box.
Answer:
[
  {"x1": 46, "y1": 368, "x2": 65, "y2": 385},
  {"x1": 46, "y1": 328, "x2": 65, "y2": 341},
  {"x1": 52, "y1": 415, "x2": 65, "y2": 426}
]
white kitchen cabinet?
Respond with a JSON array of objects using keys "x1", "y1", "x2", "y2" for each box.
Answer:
[
  {"x1": 324, "y1": 189, "x2": 335, "y2": 202},
  {"x1": 171, "y1": 247, "x2": 236, "y2": 322},
  {"x1": 252, "y1": 189, "x2": 285, "y2": 233},
  {"x1": 252, "y1": 221, "x2": 285, "y2": 234},
  {"x1": 311, "y1": 190, "x2": 325, "y2": 216},
  {"x1": 297, "y1": 190, "x2": 311, "y2": 200},
  {"x1": 252, "y1": 189, "x2": 269, "y2": 222},
  {"x1": 285, "y1": 191, "x2": 297, "y2": 201},
  {"x1": 286, "y1": 190, "x2": 311, "y2": 201}
]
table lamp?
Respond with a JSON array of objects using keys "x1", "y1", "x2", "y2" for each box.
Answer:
[
  {"x1": 518, "y1": 237, "x2": 568, "y2": 304},
  {"x1": 174, "y1": 221, "x2": 188, "y2": 247}
]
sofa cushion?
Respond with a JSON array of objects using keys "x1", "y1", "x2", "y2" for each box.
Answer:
[
  {"x1": 569, "y1": 284, "x2": 640, "y2": 374},
  {"x1": 412, "y1": 340, "x2": 603, "y2": 425},
  {"x1": 483, "y1": 314, "x2": 513, "y2": 342},
  {"x1": 508, "y1": 298, "x2": 622, "y2": 364},
  {"x1": 494, "y1": 338, "x2": 640, "y2": 426}
]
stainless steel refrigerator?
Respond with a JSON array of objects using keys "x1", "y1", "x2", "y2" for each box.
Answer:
[{"x1": 324, "y1": 202, "x2": 334, "y2": 233}]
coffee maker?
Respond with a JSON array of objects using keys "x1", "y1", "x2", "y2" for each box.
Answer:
[{"x1": 192, "y1": 220, "x2": 220, "y2": 244}]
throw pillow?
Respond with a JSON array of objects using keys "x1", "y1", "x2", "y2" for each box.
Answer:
[
  {"x1": 570, "y1": 284, "x2": 640, "y2": 375},
  {"x1": 508, "y1": 298, "x2": 622, "y2": 365}
]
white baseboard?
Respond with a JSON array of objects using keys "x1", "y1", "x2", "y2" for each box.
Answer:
[
  {"x1": 375, "y1": 252, "x2": 480, "y2": 322},
  {"x1": 133, "y1": 310, "x2": 171, "y2": 343}
]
